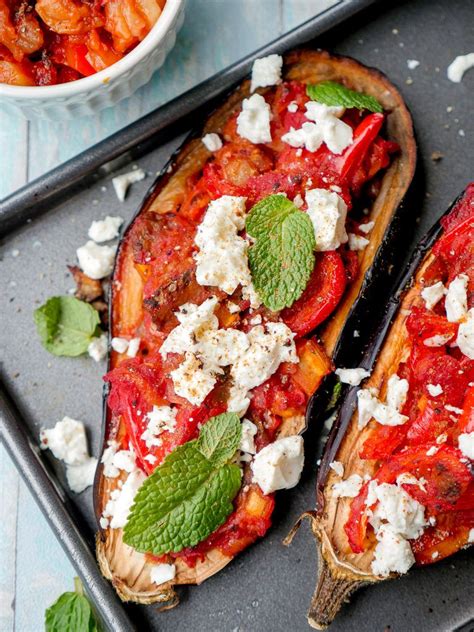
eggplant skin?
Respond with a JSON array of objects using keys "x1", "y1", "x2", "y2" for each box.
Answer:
[
  {"x1": 309, "y1": 187, "x2": 471, "y2": 630},
  {"x1": 95, "y1": 49, "x2": 417, "y2": 607}
]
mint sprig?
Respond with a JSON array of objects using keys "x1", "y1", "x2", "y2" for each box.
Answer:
[
  {"x1": 45, "y1": 577, "x2": 101, "y2": 632},
  {"x1": 246, "y1": 194, "x2": 315, "y2": 312},
  {"x1": 34, "y1": 296, "x2": 101, "y2": 356},
  {"x1": 307, "y1": 81, "x2": 383, "y2": 113},
  {"x1": 124, "y1": 413, "x2": 242, "y2": 555}
]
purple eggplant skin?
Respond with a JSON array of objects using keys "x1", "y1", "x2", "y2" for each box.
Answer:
[{"x1": 314, "y1": 186, "x2": 467, "y2": 506}]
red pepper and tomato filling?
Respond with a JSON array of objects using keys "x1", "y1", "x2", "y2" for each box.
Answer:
[
  {"x1": 101, "y1": 65, "x2": 399, "y2": 568},
  {"x1": 339, "y1": 185, "x2": 474, "y2": 576},
  {"x1": 0, "y1": 0, "x2": 166, "y2": 86}
]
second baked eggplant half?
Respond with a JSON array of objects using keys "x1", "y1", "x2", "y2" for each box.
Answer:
[
  {"x1": 309, "y1": 184, "x2": 474, "y2": 628},
  {"x1": 95, "y1": 50, "x2": 416, "y2": 605}
]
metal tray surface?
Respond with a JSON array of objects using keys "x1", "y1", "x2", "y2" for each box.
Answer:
[{"x1": 1, "y1": 0, "x2": 473, "y2": 630}]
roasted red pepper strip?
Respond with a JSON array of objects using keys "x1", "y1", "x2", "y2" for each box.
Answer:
[
  {"x1": 281, "y1": 252, "x2": 346, "y2": 337},
  {"x1": 337, "y1": 113, "x2": 385, "y2": 181}
]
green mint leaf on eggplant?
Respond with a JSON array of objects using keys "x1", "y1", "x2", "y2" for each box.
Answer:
[
  {"x1": 246, "y1": 194, "x2": 315, "y2": 312},
  {"x1": 123, "y1": 414, "x2": 242, "y2": 555},
  {"x1": 196, "y1": 412, "x2": 242, "y2": 466},
  {"x1": 45, "y1": 578, "x2": 101, "y2": 632},
  {"x1": 34, "y1": 296, "x2": 101, "y2": 357},
  {"x1": 306, "y1": 81, "x2": 383, "y2": 114}
]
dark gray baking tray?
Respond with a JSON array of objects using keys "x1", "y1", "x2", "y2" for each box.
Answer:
[{"x1": 1, "y1": 0, "x2": 473, "y2": 630}]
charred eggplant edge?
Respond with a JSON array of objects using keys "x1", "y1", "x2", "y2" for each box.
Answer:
[{"x1": 94, "y1": 49, "x2": 417, "y2": 605}]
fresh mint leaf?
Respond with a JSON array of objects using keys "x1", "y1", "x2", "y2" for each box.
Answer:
[
  {"x1": 45, "y1": 579, "x2": 100, "y2": 632},
  {"x1": 246, "y1": 194, "x2": 315, "y2": 312},
  {"x1": 307, "y1": 81, "x2": 383, "y2": 114},
  {"x1": 123, "y1": 415, "x2": 243, "y2": 555},
  {"x1": 196, "y1": 412, "x2": 241, "y2": 467},
  {"x1": 34, "y1": 296, "x2": 101, "y2": 357}
]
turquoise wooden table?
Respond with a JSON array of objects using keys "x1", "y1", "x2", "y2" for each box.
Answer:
[{"x1": 0, "y1": 1, "x2": 332, "y2": 629}]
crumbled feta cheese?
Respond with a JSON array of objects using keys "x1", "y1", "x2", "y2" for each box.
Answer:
[
  {"x1": 194, "y1": 196, "x2": 259, "y2": 305},
  {"x1": 40, "y1": 417, "x2": 89, "y2": 466},
  {"x1": 112, "y1": 448, "x2": 137, "y2": 473},
  {"x1": 198, "y1": 327, "x2": 250, "y2": 373},
  {"x1": 371, "y1": 525, "x2": 416, "y2": 577},
  {"x1": 445, "y1": 274, "x2": 468, "y2": 322},
  {"x1": 237, "y1": 94, "x2": 272, "y2": 144},
  {"x1": 304, "y1": 102, "x2": 353, "y2": 154},
  {"x1": 407, "y1": 59, "x2": 420, "y2": 70},
  {"x1": 40, "y1": 417, "x2": 97, "y2": 493},
  {"x1": 250, "y1": 54, "x2": 283, "y2": 92},
  {"x1": 359, "y1": 220, "x2": 375, "y2": 234},
  {"x1": 427, "y1": 383, "x2": 443, "y2": 397},
  {"x1": 240, "y1": 419, "x2": 258, "y2": 454},
  {"x1": 282, "y1": 102, "x2": 352, "y2": 154},
  {"x1": 99, "y1": 517, "x2": 109, "y2": 529},
  {"x1": 369, "y1": 482, "x2": 427, "y2": 539},
  {"x1": 458, "y1": 432, "x2": 474, "y2": 459},
  {"x1": 445, "y1": 404, "x2": 463, "y2": 415},
  {"x1": 144, "y1": 454, "x2": 157, "y2": 465},
  {"x1": 88, "y1": 334, "x2": 107, "y2": 362},
  {"x1": 447, "y1": 53, "x2": 474, "y2": 83},
  {"x1": 251, "y1": 435, "x2": 304, "y2": 494},
  {"x1": 332, "y1": 474, "x2": 363, "y2": 498},
  {"x1": 229, "y1": 322, "x2": 298, "y2": 416},
  {"x1": 424, "y1": 333, "x2": 454, "y2": 347},
  {"x1": 357, "y1": 388, "x2": 408, "y2": 429},
  {"x1": 201, "y1": 133, "x2": 223, "y2": 152},
  {"x1": 126, "y1": 337, "x2": 141, "y2": 358},
  {"x1": 141, "y1": 406, "x2": 177, "y2": 448},
  {"x1": 386, "y1": 375, "x2": 409, "y2": 411},
  {"x1": 426, "y1": 446, "x2": 439, "y2": 456},
  {"x1": 348, "y1": 233, "x2": 370, "y2": 251},
  {"x1": 456, "y1": 308, "x2": 474, "y2": 359},
  {"x1": 436, "y1": 433, "x2": 448, "y2": 445},
  {"x1": 66, "y1": 457, "x2": 98, "y2": 494},
  {"x1": 335, "y1": 367, "x2": 370, "y2": 386},
  {"x1": 396, "y1": 472, "x2": 426, "y2": 491},
  {"x1": 101, "y1": 440, "x2": 120, "y2": 478},
  {"x1": 293, "y1": 193, "x2": 304, "y2": 208},
  {"x1": 421, "y1": 281, "x2": 446, "y2": 310},
  {"x1": 150, "y1": 563, "x2": 176, "y2": 586},
  {"x1": 287, "y1": 101, "x2": 298, "y2": 113},
  {"x1": 88, "y1": 216, "x2": 123, "y2": 242},
  {"x1": 170, "y1": 352, "x2": 216, "y2": 406},
  {"x1": 468, "y1": 528, "x2": 474, "y2": 543},
  {"x1": 112, "y1": 168, "x2": 146, "y2": 202},
  {"x1": 76, "y1": 240, "x2": 116, "y2": 279},
  {"x1": 111, "y1": 337, "x2": 129, "y2": 354},
  {"x1": 160, "y1": 298, "x2": 219, "y2": 359},
  {"x1": 102, "y1": 469, "x2": 146, "y2": 528},
  {"x1": 305, "y1": 188, "x2": 348, "y2": 251},
  {"x1": 227, "y1": 301, "x2": 240, "y2": 314},
  {"x1": 282, "y1": 122, "x2": 322, "y2": 152},
  {"x1": 329, "y1": 460, "x2": 344, "y2": 477}
]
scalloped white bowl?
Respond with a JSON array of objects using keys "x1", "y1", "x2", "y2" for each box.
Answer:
[{"x1": 0, "y1": 0, "x2": 185, "y2": 120}]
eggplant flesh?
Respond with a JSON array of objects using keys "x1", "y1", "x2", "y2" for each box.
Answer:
[
  {"x1": 94, "y1": 49, "x2": 416, "y2": 606},
  {"x1": 309, "y1": 186, "x2": 474, "y2": 629}
]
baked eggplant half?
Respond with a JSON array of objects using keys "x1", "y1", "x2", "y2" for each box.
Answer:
[
  {"x1": 94, "y1": 49, "x2": 416, "y2": 605},
  {"x1": 309, "y1": 184, "x2": 474, "y2": 628}
]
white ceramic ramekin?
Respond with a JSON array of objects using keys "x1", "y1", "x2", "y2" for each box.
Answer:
[{"x1": 0, "y1": 0, "x2": 185, "y2": 120}]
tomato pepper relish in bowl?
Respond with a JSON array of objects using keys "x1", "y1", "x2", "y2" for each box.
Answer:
[
  {"x1": 0, "y1": 0, "x2": 184, "y2": 118},
  {"x1": 95, "y1": 52, "x2": 409, "y2": 594}
]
